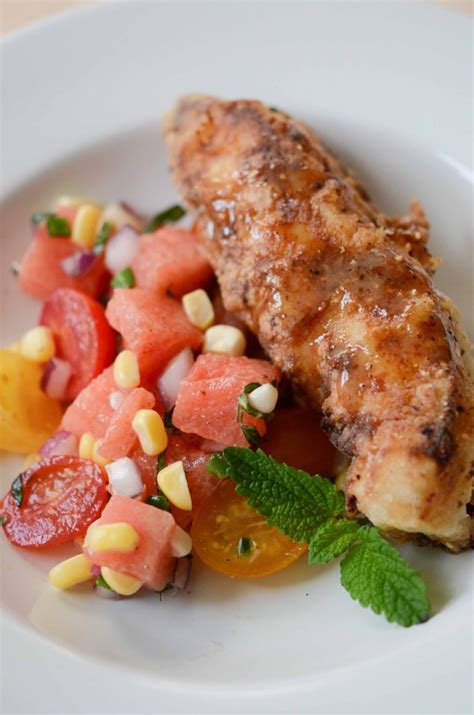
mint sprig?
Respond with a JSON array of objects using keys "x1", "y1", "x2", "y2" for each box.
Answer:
[{"x1": 208, "y1": 448, "x2": 430, "y2": 627}]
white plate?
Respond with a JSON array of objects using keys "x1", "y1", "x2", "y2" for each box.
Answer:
[{"x1": 1, "y1": 2, "x2": 472, "y2": 713}]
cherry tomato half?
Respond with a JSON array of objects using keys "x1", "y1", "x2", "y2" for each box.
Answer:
[
  {"x1": 40, "y1": 288, "x2": 116, "y2": 400},
  {"x1": 0, "y1": 456, "x2": 109, "y2": 549},
  {"x1": 191, "y1": 479, "x2": 306, "y2": 578}
]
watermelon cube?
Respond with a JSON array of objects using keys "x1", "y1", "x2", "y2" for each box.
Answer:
[
  {"x1": 18, "y1": 226, "x2": 109, "y2": 301},
  {"x1": 165, "y1": 434, "x2": 219, "y2": 528},
  {"x1": 98, "y1": 387, "x2": 155, "y2": 460},
  {"x1": 83, "y1": 495, "x2": 177, "y2": 591},
  {"x1": 61, "y1": 366, "x2": 117, "y2": 439},
  {"x1": 131, "y1": 227, "x2": 213, "y2": 298},
  {"x1": 172, "y1": 354, "x2": 280, "y2": 446},
  {"x1": 106, "y1": 288, "x2": 203, "y2": 380}
]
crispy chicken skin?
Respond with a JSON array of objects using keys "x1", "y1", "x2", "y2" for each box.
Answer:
[{"x1": 163, "y1": 95, "x2": 473, "y2": 551}]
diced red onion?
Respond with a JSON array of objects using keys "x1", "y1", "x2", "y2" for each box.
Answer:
[
  {"x1": 105, "y1": 457, "x2": 144, "y2": 498},
  {"x1": 39, "y1": 430, "x2": 78, "y2": 458},
  {"x1": 61, "y1": 250, "x2": 97, "y2": 277},
  {"x1": 104, "y1": 225, "x2": 139, "y2": 274},
  {"x1": 95, "y1": 584, "x2": 120, "y2": 600},
  {"x1": 171, "y1": 557, "x2": 192, "y2": 590},
  {"x1": 41, "y1": 357, "x2": 73, "y2": 400},
  {"x1": 158, "y1": 348, "x2": 194, "y2": 409},
  {"x1": 91, "y1": 564, "x2": 101, "y2": 577}
]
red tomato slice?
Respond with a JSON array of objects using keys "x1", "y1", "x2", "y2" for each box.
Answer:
[
  {"x1": 0, "y1": 456, "x2": 109, "y2": 549},
  {"x1": 40, "y1": 288, "x2": 116, "y2": 400}
]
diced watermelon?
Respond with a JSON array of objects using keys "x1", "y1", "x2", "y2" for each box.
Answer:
[
  {"x1": 106, "y1": 288, "x2": 203, "y2": 381},
  {"x1": 83, "y1": 495, "x2": 176, "y2": 591},
  {"x1": 61, "y1": 366, "x2": 117, "y2": 439},
  {"x1": 98, "y1": 387, "x2": 154, "y2": 460},
  {"x1": 172, "y1": 354, "x2": 280, "y2": 446},
  {"x1": 18, "y1": 226, "x2": 109, "y2": 301},
  {"x1": 131, "y1": 227, "x2": 213, "y2": 298},
  {"x1": 128, "y1": 443, "x2": 158, "y2": 497},
  {"x1": 165, "y1": 434, "x2": 219, "y2": 528}
]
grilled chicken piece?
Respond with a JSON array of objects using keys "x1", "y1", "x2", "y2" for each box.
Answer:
[{"x1": 163, "y1": 95, "x2": 473, "y2": 551}]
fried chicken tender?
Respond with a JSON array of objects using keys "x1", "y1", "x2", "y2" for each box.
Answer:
[{"x1": 163, "y1": 95, "x2": 473, "y2": 551}]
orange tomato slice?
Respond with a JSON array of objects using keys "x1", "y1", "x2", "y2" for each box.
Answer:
[{"x1": 191, "y1": 479, "x2": 306, "y2": 578}]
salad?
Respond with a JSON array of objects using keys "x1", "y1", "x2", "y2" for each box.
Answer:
[
  {"x1": 0, "y1": 196, "x2": 430, "y2": 625},
  {"x1": 0, "y1": 198, "x2": 337, "y2": 592}
]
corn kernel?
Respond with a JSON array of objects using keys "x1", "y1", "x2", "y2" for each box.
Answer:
[
  {"x1": 132, "y1": 409, "x2": 168, "y2": 456},
  {"x1": 49, "y1": 554, "x2": 93, "y2": 590},
  {"x1": 113, "y1": 350, "x2": 140, "y2": 390},
  {"x1": 72, "y1": 203, "x2": 102, "y2": 248},
  {"x1": 101, "y1": 566, "x2": 142, "y2": 596},
  {"x1": 20, "y1": 326, "x2": 55, "y2": 363},
  {"x1": 92, "y1": 439, "x2": 111, "y2": 467},
  {"x1": 171, "y1": 525, "x2": 193, "y2": 557},
  {"x1": 182, "y1": 289, "x2": 215, "y2": 331},
  {"x1": 79, "y1": 432, "x2": 95, "y2": 460},
  {"x1": 157, "y1": 460, "x2": 192, "y2": 511},
  {"x1": 100, "y1": 202, "x2": 142, "y2": 231},
  {"x1": 23, "y1": 453, "x2": 41, "y2": 469},
  {"x1": 248, "y1": 383, "x2": 278, "y2": 414},
  {"x1": 203, "y1": 324, "x2": 246, "y2": 357},
  {"x1": 87, "y1": 522, "x2": 139, "y2": 554}
]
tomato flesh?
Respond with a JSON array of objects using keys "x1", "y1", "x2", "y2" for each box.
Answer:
[
  {"x1": 1, "y1": 456, "x2": 109, "y2": 549},
  {"x1": 40, "y1": 288, "x2": 116, "y2": 400},
  {"x1": 191, "y1": 479, "x2": 306, "y2": 578}
]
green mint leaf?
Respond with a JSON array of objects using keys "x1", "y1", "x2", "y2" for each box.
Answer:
[
  {"x1": 237, "y1": 382, "x2": 276, "y2": 447},
  {"x1": 340, "y1": 527, "x2": 430, "y2": 627},
  {"x1": 207, "y1": 448, "x2": 345, "y2": 542},
  {"x1": 308, "y1": 518, "x2": 362, "y2": 564},
  {"x1": 240, "y1": 424, "x2": 264, "y2": 448},
  {"x1": 111, "y1": 266, "x2": 135, "y2": 289},
  {"x1": 237, "y1": 536, "x2": 253, "y2": 556},
  {"x1": 47, "y1": 214, "x2": 71, "y2": 237},
  {"x1": 94, "y1": 221, "x2": 113, "y2": 255},
  {"x1": 144, "y1": 204, "x2": 186, "y2": 233},
  {"x1": 146, "y1": 494, "x2": 170, "y2": 512},
  {"x1": 11, "y1": 475, "x2": 23, "y2": 508}
]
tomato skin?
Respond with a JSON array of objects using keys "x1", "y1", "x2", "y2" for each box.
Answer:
[
  {"x1": 40, "y1": 288, "x2": 116, "y2": 400},
  {"x1": 0, "y1": 456, "x2": 109, "y2": 549},
  {"x1": 191, "y1": 479, "x2": 306, "y2": 578}
]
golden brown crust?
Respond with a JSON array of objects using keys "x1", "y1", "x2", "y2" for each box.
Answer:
[{"x1": 163, "y1": 95, "x2": 473, "y2": 550}]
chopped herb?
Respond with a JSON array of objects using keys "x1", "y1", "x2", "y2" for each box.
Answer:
[
  {"x1": 163, "y1": 408, "x2": 175, "y2": 433},
  {"x1": 111, "y1": 267, "x2": 135, "y2": 289},
  {"x1": 157, "y1": 452, "x2": 166, "y2": 472},
  {"x1": 208, "y1": 448, "x2": 430, "y2": 627},
  {"x1": 96, "y1": 574, "x2": 114, "y2": 591},
  {"x1": 11, "y1": 475, "x2": 23, "y2": 508},
  {"x1": 237, "y1": 382, "x2": 276, "y2": 448},
  {"x1": 144, "y1": 204, "x2": 186, "y2": 233},
  {"x1": 31, "y1": 211, "x2": 71, "y2": 236},
  {"x1": 46, "y1": 214, "x2": 71, "y2": 237},
  {"x1": 93, "y1": 221, "x2": 113, "y2": 255},
  {"x1": 237, "y1": 536, "x2": 253, "y2": 556},
  {"x1": 147, "y1": 494, "x2": 170, "y2": 512},
  {"x1": 0, "y1": 515, "x2": 7, "y2": 526}
]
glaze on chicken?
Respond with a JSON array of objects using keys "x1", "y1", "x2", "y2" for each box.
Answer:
[{"x1": 163, "y1": 95, "x2": 473, "y2": 551}]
